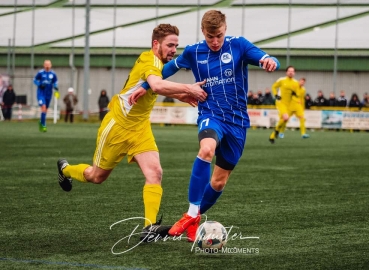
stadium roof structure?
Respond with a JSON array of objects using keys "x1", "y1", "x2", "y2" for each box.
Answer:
[{"x1": 0, "y1": 0, "x2": 368, "y2": 70}]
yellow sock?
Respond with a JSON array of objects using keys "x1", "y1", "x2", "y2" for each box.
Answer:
[
  {"x1": 63, "y1": 164, "x2": 89, "y2": 183},
  {"x1": 300, "y1": 118, "x2": 306, "y2": 135},
  {"x1": 143, "y1": 184, "x2": 163, "y2": 227}
]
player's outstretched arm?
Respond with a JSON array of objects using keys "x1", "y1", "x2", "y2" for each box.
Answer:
[{"x1": 147, "y1": 75, "x2": 207, "y2": 101}]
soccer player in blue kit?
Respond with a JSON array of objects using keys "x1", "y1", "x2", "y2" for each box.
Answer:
[
  {"x1": 33, "y1": 60, "x2": 59, "y2": 132},
  {"x1": 129, "y1": 10, "x2": 280, "y2": 242}
]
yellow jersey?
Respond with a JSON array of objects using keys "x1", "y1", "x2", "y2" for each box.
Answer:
[
  {"x1": 108, "y1": 50, "x2": 163, "y2": 131},
  {"x1": 271, "y1": 76, "x2": 300, "y2": 106},
  {"x1": 291, "y1": 86, "x2": 306, "y2": 108}
]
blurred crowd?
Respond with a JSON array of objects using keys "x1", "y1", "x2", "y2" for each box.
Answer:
[
  {"x1": 305, "y1": 90, "x2": 368, "y2": 110},
  {"x1": 248, "y1": 88, "x2": 369, "y2": 110}
]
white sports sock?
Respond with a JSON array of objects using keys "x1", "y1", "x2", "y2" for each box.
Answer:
[{"x1": 187, "y1": 203, "x2": 199, "y2": 218}]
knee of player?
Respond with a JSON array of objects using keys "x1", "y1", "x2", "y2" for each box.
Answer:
[
  {"x1": 282, "y1": 114, "x2": 289, "y2": 121},
  {"x1": 145, "y1": 166, "x2": 163, "y2": 184},
  {"x1": 198, "y1": 145, "x2": 215, "y2": 160},
  {"x1": 211, "y1": 180, "x2": 226, "y2": 191},
  {"x1": 91, "y1": 174, "x2": 108, "y2": 184}
]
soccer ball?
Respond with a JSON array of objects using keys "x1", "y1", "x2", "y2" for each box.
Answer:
[{"x1": 196, "y1": 221, "x2": 227, "y2": 252}]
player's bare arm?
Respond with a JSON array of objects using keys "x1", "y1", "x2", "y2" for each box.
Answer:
[
  {"x1": 259, "y1": 58, "x2": 278, "y2": 72},
  {"x1": 147, "y1": 75, "x2": 207, "y2": 101}
]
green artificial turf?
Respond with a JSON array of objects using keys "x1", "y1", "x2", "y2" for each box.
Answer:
[{"x1": 0, "y1": 122, "x2": 368, "y2": 269}]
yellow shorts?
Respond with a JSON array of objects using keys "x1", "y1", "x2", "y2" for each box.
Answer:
[
  {"x1": 276, "y1": 100, "x2": 289, "y2": 116},
  {"x1": 288, "y1": 102, "x2": 304, "y2": 118},
  {"x1": 93, "y1": 112, "x2": 158, "y2": 170}
]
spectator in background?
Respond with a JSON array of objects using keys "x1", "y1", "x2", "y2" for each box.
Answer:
[
  {"x1": 361, "y1": 93, "x2": 369, "y2": 108},
  {"x1": 63, "y1": 87, "x2": 78, "y2": 123},
  {"x1": 163, "y1": 96, "x2": 175, "y2": 104},
  {"x1": 336, "y1": 90, "x2": 347, "y2": 107},
  {"x1": 313, "y1": 90, "x2": 328, "y2": 106},
  {"x1": 251, "y1": 93, "x2": 262, "y2": 105},
  {"x1": 247, "y1": 90, "x2": 254, "y2": 105},
  {"x1": 1, "y1": 84, "x2": 16, "y2": 121},
  {"x1": 262, "y1": 88, "x2": 275, "y2": 105},
  {"x1": 328, "y1": 92, "x2": 337, "y2": 106},
  {"x1": 98, "y1": 89, "x2": 110, "y2": 121},
  {"x1": 349, "y1": 93, "x2": 361, "y2": 109},
  {"x1": 305, "y1": 94, "x2": 313, "y2": 109},
  {"x1": 257, "y1": 90, "x2": 264, "y2": 104}
]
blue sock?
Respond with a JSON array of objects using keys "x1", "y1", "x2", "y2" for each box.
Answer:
[
  {"x1": 188, "y1": 157, "x2": 211, "y2": 205},
  {"x1": 41, "y1": 112, "x2": 46, "y2": 126},
  {"x1": 200, "y1": 183, "x2": 223, "y2": 214}
]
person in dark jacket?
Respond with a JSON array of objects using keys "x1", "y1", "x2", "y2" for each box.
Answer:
[
  {"x1": 98, "y1": 89, "x2": 110, "y2": 121},
  {"x1": 63, "y1": 87, "x2": 78, "y2": 123},
  {"x1": 313, "y1": 90, "x2": 328, "y2": 106},
  {"x1": 305, "y1": 94, "x2": 313, "y2": 109},
  {"x1": 361, "y1": 93, "x2": 369, "y2": 108},
  {"x1": 328, "y1": 92, "x2": 337, "y2": 107},
  {"x1": 262, "y1": 88, "x2": 275, "y2": 105},
  {"x1": 336, "y1": 90, "x2": 347, "y2": 107},
  {"x1": 1, "y1": 84, "x2": 16, "y2": 121},
  {"x1": 349, "y1": 93, "x2": 361, "y2": 109}
]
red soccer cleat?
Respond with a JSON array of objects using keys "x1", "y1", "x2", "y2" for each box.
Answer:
[
  {"x1": 169, "y1": 213, "x2": 201, "y2": 237},
  {"x1": 186, "y1": 218, "x2": 200, "y2": 242}
]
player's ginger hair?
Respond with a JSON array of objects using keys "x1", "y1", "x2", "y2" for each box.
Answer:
[
  {"x1": 152, "y1": 24, "x2": 179, "y2": 45},
  {"x1": 201, "y1": 10, "x2": 226, "y2": 33}
]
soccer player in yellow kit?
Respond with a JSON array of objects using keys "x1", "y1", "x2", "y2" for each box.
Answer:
[
  {"x1": 278, "y1": 78, "x2": 310, "y2": 139},
  {"x1": 56, "y1": 24, "x2": 207, "y2": 241},
  {"x1": 269, "y1": 66, "x2": 299, "y2": 143}
]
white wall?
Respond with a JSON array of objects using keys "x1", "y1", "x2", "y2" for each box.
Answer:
[{"x1": 1, "y1": 66, "x2": 368, "y2": 112}]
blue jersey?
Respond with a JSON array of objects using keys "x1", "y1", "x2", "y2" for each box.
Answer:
[
  {"x1": 33, "y1": 69, "x2": 58, "y2": 97},
  {"x1": 175, "y1": 36, "x2": 269, "y2": 128}
]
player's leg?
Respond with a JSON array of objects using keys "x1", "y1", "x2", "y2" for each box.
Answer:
[
  {"x1": 280, "y1": 109, "x2": 294, "y2": 138},
  {"x1": 296, "y1": 106, "x2": 310, "y2": 138},
  {"x1": 200, "y1": 125, "x2": 245, "y2": 214},
  {"x1": 128, "y1": 122, "x2": 172, "y2": 241},
  {"x1": 57, "y1": 112, "x2": 122, "y2": 191},
  {"x1": 134, "y1": 151, "x2": 163, "y2": 227},
  {"x1": 270, "y1": 101, "x2": 289, "y2": 143},
  {"x1": 169, "y1": 117, "x2": 220, "y2": 238}
]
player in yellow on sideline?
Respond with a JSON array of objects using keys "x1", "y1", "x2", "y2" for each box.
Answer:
[
  {"x1": 56, "y1": 24, "x2": 207, "y2": 242},
  {"x1": 269, "y1": 66, "x2": 299, "y2": 144},
  {"x1": 278, "y1": 78, "x2": 310, "y2": 139}
]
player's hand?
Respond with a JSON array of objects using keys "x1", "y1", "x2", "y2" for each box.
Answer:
[
  {"x1": 176, "y1": 94, "x2": 198, "y2": 107},
  {"x1": 189, "y1": 80, "x2": 207, "y2": 102},
  {"x1": 275, "y1": 95, "x2": 281, "y2": 100},
  {"x1": 128, "y1": 87, "x2": 147, "y2": 105},
  {"x1": 54, "y1": 86, "x2": 59, "y2": 91},
  {"x1": 259, "y1": 58, "x2": 277, "y2": 72},
  {"x1": 54, "y1": 91, "x2": 60, "y2": 99}
]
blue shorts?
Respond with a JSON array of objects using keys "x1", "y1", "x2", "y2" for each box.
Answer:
[
  {"x1": 37, "y1": 90, "x2": 52, "y2": 108},
  {"x1": 197, "y1": 115, "x2": 247, "y2": 168}
]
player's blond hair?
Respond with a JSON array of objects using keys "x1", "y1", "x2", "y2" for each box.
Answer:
[
  {"x1": 152, "y1": 24, "x2": 179, "y2": 45},
  {"x1": 201, "y1": 10, "x2": 226, "y2": 33}
]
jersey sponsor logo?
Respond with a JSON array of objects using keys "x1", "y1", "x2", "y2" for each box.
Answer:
[
  {"x1": 49, "y1": 74, "x2": 53, "y2": 79},
  {"x1": 224, "y1": 69, "x2": 233, "y2": 77},
  {"x1": 204, "y1": 76, "x2": 235, "y2": 88},
  {"x1": 197, "y1": 59, "x2": 208, "y2": 64},
  {"x1": 221, "y1": 53, "x2": 232, "y2": 64}
]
